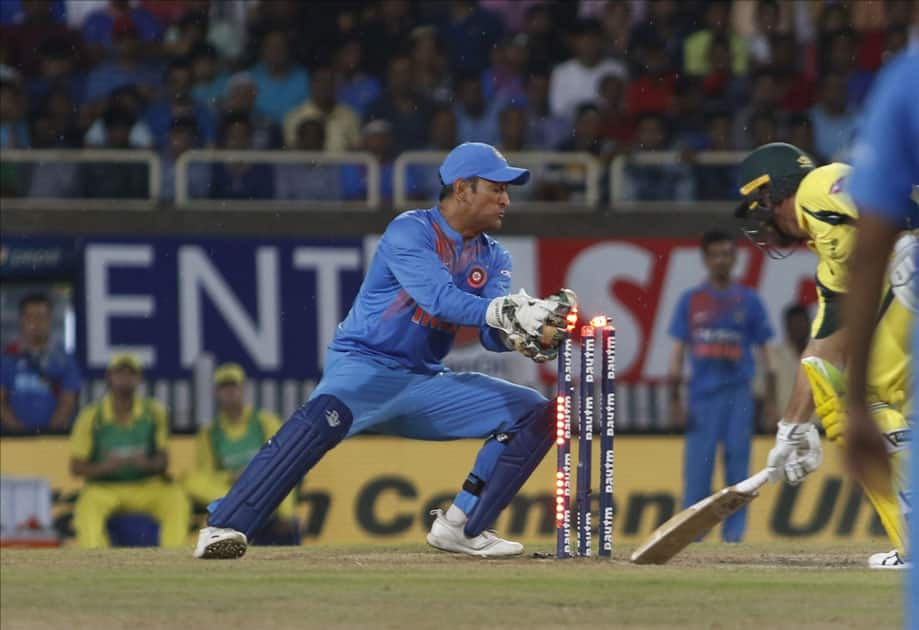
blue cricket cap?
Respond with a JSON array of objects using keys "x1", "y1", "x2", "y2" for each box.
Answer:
[{"x1": 439, "y1": 142, "x2": 530, "y2": 186}]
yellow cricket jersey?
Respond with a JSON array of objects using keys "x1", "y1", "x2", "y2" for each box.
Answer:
[
  {"x1": 193, "y1": 406, "x2": 281, "y2": 474},
  {"x1": 70, "y1": 395, "x2": 169, "y2": 482}
]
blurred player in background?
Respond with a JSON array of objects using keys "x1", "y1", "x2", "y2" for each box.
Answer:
[
  {"x1": 184, "y1": 363, "x2": 299, "y2": 545},
  {"x1": 733, "y1": 138, "x2": 913, "y2": 568},
  {"x1": 70, "y1": 353, "x2": 190, "y2": 548},
  {"x1": 194, "y1": 142, "x2": 577, "y2": 559},
  {"x1": 842, "y1": 43, "x2": 918, "y2": 620},
  {"x1": 668, "y1": 228, "x2": 775, "y2": 543},
  {"x1": 1, "y1": 293, "x2": 81, "y2": 434}
]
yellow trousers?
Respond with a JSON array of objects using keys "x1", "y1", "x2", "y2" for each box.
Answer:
[
  {"x1": 183, "y1": 470, "x2": 296, "y2": 520},
  {"x1": 73, "y1": 478, "x2": 191, "y2": 549}
]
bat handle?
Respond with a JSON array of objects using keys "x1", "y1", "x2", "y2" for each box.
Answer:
[{"x1": 735, "y1": 468, "x2": 774, "y2": 494}]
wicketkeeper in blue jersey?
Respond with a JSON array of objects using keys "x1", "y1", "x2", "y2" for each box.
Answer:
[{"x1": 194, "y1": 142, "x2": 578, "y2": 559}]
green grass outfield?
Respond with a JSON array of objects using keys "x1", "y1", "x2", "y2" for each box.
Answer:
[{"x1": 0, "y1": 542, "x2": 902, "y2": 630}]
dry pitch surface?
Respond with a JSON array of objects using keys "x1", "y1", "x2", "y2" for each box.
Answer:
[{"x1": 1, "y1": 542, "x2": 901, "y2": 630}]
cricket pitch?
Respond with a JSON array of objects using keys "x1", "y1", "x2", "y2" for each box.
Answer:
[{"x1": 1, "y1": 542, "x2": 901, "y2": 629}]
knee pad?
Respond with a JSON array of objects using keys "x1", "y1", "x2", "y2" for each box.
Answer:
[
  {"x1": 464, "y1": 402, "x2": 553, "y2": 537},
  {"x1": 208, "y1": 394, "x2": 352, "y2": 538}
]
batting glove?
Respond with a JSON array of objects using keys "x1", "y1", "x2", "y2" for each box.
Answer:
[{"x1": 766, "y1": 420, "x2": 822, "y2": 484}]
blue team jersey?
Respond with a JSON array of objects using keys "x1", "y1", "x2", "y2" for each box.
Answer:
[
  {"x1": 848, "y1": 49, "x2": 919, "y2": 231},
  {"x1": 331, "y1": 206, "x2": 511, "y2": 373},
  {"x1": 669, "y1": 283, "x2": 774, "y2": 397},
  {"x1": 1, "y1": 341, "x2": 81, "y2": 430}
]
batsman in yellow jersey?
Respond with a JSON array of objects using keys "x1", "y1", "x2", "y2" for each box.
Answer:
[{"x1": 734, "y1": 142, "x2": 913, "y2": 569}]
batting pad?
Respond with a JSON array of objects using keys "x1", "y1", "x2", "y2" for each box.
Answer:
[
  {"x1": 464, "y1": 403, "x2": 553, "y2": 537},
  {"x1": 208, "y1": 394, "x2": 352, "y2": 538}
]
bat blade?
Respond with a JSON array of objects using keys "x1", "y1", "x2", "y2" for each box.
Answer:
[{"x1": 629, "y1": 468, "x2": 772, "y2": 565}]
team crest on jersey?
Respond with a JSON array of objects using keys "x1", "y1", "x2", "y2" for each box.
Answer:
[{"x1": 468, "y1": 266, "x2": 487, "y2": 288}]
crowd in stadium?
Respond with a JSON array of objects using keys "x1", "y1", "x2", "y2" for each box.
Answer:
[{"x1": 0, "y1": 0, "x2": 914, "y2": 203}]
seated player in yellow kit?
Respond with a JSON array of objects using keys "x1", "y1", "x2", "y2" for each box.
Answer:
[
  {"x1": 184, "y1": 363, "x2": 299, "y2": 543},
  {"x1": 70, "y1": 354, "x2": 191, "y2": 548},
  {"x1": 734, "y1": 142, "x2": 913, "y2": 569}
]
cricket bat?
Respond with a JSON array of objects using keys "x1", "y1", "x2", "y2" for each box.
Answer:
[{"x1": 629, "y1": 467, "x2": 774, "y2": 565}]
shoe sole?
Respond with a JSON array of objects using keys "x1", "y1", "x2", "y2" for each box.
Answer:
[
  {"x1": 199, "y1": 539, "x2": 247, "y2": 560},
  {"x1": 869, "y1": 563, "x2": 909, "y2": 570}
]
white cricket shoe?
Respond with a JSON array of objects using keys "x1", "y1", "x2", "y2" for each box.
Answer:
[
  {"x1": 426, "y1": 509, "x2": 523, "y2": 558},
  {"x1": 193, "y1": 526, "x2": 248, "y2": 559},
  {"x1": 868, "y1": 549, "x2": 911, "y2": 570}
]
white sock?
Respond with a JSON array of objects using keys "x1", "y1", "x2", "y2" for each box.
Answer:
[{"x1": 445, "y1": 504, "x2": 467, "y2": 525}]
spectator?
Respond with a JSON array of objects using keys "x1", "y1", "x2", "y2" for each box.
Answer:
[
  {"x1": 809, "y1": 72, "x2": 857, "y2": 161},
  {"x1": 220, "y1": 72, "x2": 280, "y2": 150},
  {"x1": 69, "y1": 353, "x2": 191, "y2": 549},
  {"x1": 84, "y1": 85, "x2": 153, "y2": 149},
  {"x1": 497, "y1": 105, "x2": 528, "y2": 153},
  {"x1": 453, "y1": 72, "x2": 500, "y2": 145},
  {"x1": 625, "y1": 37, "x2": 678, "y2": 117},
  {"x1": 748, "y1": 109, "x2": 780, "y2": 147},
  {"x1": 405, "y1": 107, "x2": 457, "y2": 202},
  {"x1": 284, "y1": 65, "x2": 360, "y2": 151},
  {"x1": 0, "y1": 79, "x2": 29, "y2": 148},
  {"x1": 361, "y1": 0, "x2": 418, "y2": 78},
  {"x1": 667, "y1": 229, "x2": 775, "y2": 543},
  {"x1": 144, "y1": 57, "x2": 216, "y2": 149},
  {"x1": 38, "y1": 87, "x2": 81, "y2": 147},
  {"x1": 210, "y1": 113, "x2": 274, "y2": 200},
  {"x1": 691, "y1": 110, "x2": 737, "y2": 200},
  {"x1": 80, "y1": 107, "x2": 151, "y2": 199},
  {"x1": 786, "y1": 113, "x2": 821, "y2": 163},
  {"x1": 623, "y1": 113, "x2": 694, "y2": 201},
  {"x1": 523, "y1": 71, "x2": 568, "y2": 150},
  {"x1": 159, "y1": 116, "x2": 210, "y2": 203},
  {"x1": 82, "y1": 17, "x2": 160, "y2": 108},
  {"x1": 550, "y1": 18, "x2": 627, "y2": 120},
  {"x1": 733, "y1": 68, "x2": 783, "y2": 148},
  {"x1": 81, "y1": 0, "x2": 163, "y2": 63},
  {"x1": 594, "y1": 72, "x2": 630, "y2": 149},
  {"x1": 700, "y1": 35, "x2": 748, "y2": 112},
  {"x1": 189, "y1": 43, "x2": 227, "y2": 113},
  {"x1": 770, "y1": 33, "x2": 816, "y2": 113},
  {"x1": 161, "y1": 9, "x2": 208, "y2": 60},
  {"x1": 746, "y1": 0, "x2": 782, "y2": 66},
  {"x1": 628, "y1": 0, "x2": 682, "y2": 76},
  {"x1": 481, "y1": 33, "x2": 528, "y2": 106},
  {"x1": 248, "y1": 29, "x2": 309, "y2": 125},
  {"x1": 559, "y1": 102, "x2": 613, "y2": 158},
  {"x1": 823, "y1": 28, "x2": 874, "y2": 109},
  {"x1": 333, "y1": 39, "x2": 382, "y2": 119},
  {"x1": 672, "y1": 77, "x2": 710, "y2": 152},
  {"x1": 25, "y1": 37, "x2": 85, "y2": 117},
  {"x1": 479, "y1": 0, "x2": 542, "y2": 34},
  {"x1": 275, "y1": 117, "x2": 343, "y2": 201},
  {"x1": 342, "y1": 119, "x2": 395, "y2": 202},
  {"x1": 25, "y1": 91, "x2": 81, "y2": 197},
  {"x1": 365, "y1": 55, "x2": 431, "y2": 154},
  {"x1": 160, "y1": 0, "x2": 244, "y2": 63},
  {"x1": 184, "y1": 363, "x2": 299, "y2": 545},
  {"x1": 599, "y1": 0, "x2": 632, "y2": 62},
  {"x1": 409, "y1": 25, "x2": 452, "y2": 104},
  {"x1": 523, "y1": 3, "x2": 568, "y2": 71},
  {"x1": 683, "y1": 0, "x2": 748, "y2": 77},
  {"x1": 1, "y1": 0, "x2": 84, "y2": 78},
  {"x1": 437, "y1": 0, "x2": 504, "y2": 75},
  {"x1": 1, "y1": 293, "x2": 80, "y2": 434}
]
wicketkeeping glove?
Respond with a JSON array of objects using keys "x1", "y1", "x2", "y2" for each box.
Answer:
[{"x1": 486, "y1": 288, "x2": 578, "y2": 338}]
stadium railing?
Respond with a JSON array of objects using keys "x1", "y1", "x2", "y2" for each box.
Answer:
[
  {"x1": 393, "y1": 151, "x2": 602, "y2": 211},
  {"x1": 174, "y1": 150, "x2": 381, "y2": 210},
  {"x1": 609, "y1": 150, "x2": 747, "y2": 212},
  {"x1": 1, "y1": 149, "x2": 160, "y2": 211}
]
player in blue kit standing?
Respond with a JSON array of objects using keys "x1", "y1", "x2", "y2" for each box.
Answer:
[
  {"x1": 667, "y1": 229, "x2": 776, "y2": 542},
  {"x1": 193, "y1": 142, "x2": 578, "y2": 559},
  {"x1": 841, "y1": 45, "x2": 918, "y2": 624}
]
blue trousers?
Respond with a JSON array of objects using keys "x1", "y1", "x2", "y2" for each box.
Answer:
[
  {"x1": 310, "y1": 349, "x2": 548, "y2": 513},
  {"x1": 683, "y1": 384, "x2": 755, "y2": 542}
]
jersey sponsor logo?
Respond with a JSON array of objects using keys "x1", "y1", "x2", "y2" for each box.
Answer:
[
  {"x1": 467, "y1": 266, "x2": 487, "y2": 288},
  {"x1": 410, "y1": 306, "x2": 459, "y2": 333}
]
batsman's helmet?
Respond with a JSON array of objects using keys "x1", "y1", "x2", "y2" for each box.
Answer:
[{"x1": 733, "y1": 142, "x2": 815, "y2": 258}]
